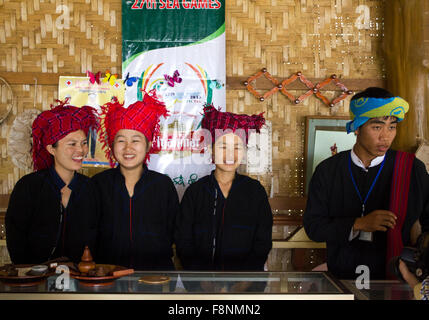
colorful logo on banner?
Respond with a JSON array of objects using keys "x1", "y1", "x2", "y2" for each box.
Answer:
[{"x1": 122, "y1": 0, "x2": 226, "y2": 198}]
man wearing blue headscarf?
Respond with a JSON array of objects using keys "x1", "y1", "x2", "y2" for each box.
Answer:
[{"x1": 304, "y1": 87, "x2": 429, "y2": 280}]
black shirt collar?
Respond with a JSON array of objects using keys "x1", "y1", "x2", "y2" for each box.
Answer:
[
  {"x1": 210, "y1": 169, "x2": 243, "y2": 199},
  {"x1": 114, "y1": 164, "x2": 149, "y2": 186},
  {"x1": 48, "y1": 166, "x2": 79, "y2": 191}
]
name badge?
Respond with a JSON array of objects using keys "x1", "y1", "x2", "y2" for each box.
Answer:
[{"x1": 359, "y1": 231, "x2": 373, "y2": 242}]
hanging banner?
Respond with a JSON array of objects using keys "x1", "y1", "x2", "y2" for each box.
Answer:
[
  {"x1": 122, "y1": 0, "x2": 226, "y2": 198},
  {"x1": 58, "y1": 76, "x2": 125, "y2": 167}
]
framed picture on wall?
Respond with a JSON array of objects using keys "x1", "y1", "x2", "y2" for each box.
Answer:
[
  {"x1": 58, "y1": 76, "x2": 125, "y2": 168},
  {"x1": 304, "y1": 116, "x2": 356, "y2": 195},
  {"x1": 415, "y1": 140, "x2": 429, "y2": 173}
]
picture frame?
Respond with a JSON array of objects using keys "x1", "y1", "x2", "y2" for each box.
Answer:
[
  {"x1": 415, "y1": 140, "x2": 429, "y2": 173},
  {"x1": 304, "y1": 116, "x2": 356, "y2": 195},
  {"x1": 58, "y1": 76, "x2": 125, "y2": 168}
]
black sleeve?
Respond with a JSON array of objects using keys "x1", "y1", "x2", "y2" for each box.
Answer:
[
  {"x1": 5, "y1": 177, "x2": 32, "y2": 264},
  {"x1": 243, "y1": 183, "x2": 273, "y2": 270},
  {"x1": 303, "y1": 164, "x2": 356, "y2": 243},
  {"x1": 414, "y1": 159, "x2": 429, "y2": 233},
  {"x1": 174, "y1": 186, "x2": 196, "y2": 270}
]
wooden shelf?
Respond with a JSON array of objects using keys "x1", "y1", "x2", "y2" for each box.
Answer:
[
  {"x1": 272, "y1": 227, "x2": 326, "y2": 249},
  {"x1": 273, "y1": 240, "x2": 326, "y2": 249},
  {"x1": 273, "y1": 214, "x2": 303, "y2": 226}
]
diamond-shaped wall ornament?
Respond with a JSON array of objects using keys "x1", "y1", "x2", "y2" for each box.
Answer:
[
  {"x1": 244, "y1": 68, "x2": 280, "y2": 102},
  {"x1": 243, "y1": 68, "x2": 353, "y2": 107},
  {"x1": 313, "y1": 74, "x2": 353, "y2": 107},
  {"x1": 281, "y1": 71, "x2": 315, "y2": 104}
]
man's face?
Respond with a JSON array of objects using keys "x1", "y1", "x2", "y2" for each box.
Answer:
[{"x1": 355, "y1": 116, "x2": 398, "y2": 157}]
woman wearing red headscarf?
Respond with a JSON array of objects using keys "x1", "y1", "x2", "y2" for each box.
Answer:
[
  {"x1": 175, "y1": 104, "x2": 273, "y2": 275},
  {"x1": 92, "y1": 91, "x2": 179, "y2": 271},
  {"x1": 5, "y1": 99, "x2": 99, "y2": 264}
]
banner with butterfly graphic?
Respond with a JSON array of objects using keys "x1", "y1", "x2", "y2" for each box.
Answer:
[
  {"x1": 122, "y1": 0, "x2": 226, "y2": 199},
  {"x1": 58, "y1": 72, "x2": 125, "y2": 167}
]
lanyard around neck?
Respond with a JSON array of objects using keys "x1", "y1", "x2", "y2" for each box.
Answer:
[{"x1": 348, "y1": 152, "x2": 385, "y2": 215}]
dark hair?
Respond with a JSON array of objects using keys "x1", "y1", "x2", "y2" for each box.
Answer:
[
  {"x1": 351, "y1": 87, "x2": 394, "y2": 101},
  {"x1": 52, "y1": 141, "x2": 58, "y2": 148}
]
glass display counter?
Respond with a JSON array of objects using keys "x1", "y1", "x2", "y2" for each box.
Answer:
[
  {"x1": 0, "y1": 271, "x2": 354, "y2": 300},
  {"x1": 341, "y1": 280, "x2": 415, "y2": 300}
]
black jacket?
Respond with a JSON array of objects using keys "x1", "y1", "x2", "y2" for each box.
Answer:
[
  {"x1": 303, "y1": 149, "x2": 429, "y2": 279},
  {"x1": 5, "y1": 167, "x2": 98, "y2": 264},
  {"x1": 175, "y1": 171, "x2": 273, "y2": 271},
  {"x1": 92, "y1": 166, "x2": 179, "y2": 270}
]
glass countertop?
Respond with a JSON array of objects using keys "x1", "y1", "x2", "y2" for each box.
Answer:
[
  {"x1": 0, "y1": 271, "x2": 353, "y2": 299},
  {"x1": 341, "y1": 280, "x2": 415, "y2": 300}
]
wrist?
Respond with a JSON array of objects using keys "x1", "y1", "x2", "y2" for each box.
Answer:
[
  {"x1": 404, "y1": 273, "x2": 420, "y2": 288},
  {"x1": 353, "y1": 217, "x2": 363, "y2": 232}
]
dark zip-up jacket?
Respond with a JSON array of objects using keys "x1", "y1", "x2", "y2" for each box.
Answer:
[
  {"x1": 5, "y1": 167, "x2": 98, "y2": 264},
  {"x1": 303, "y1": 149, "x2": 429, "y2": 279},
  {"x1": 175, "y1": 171, "x2": 273, "y2": 271},
  {"x1": 92, "y1": 166, "x2": 179, "y2": 270}
]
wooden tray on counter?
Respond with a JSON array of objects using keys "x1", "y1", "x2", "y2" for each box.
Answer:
[
  {"x1": 0, "y1": 264, "x2": 55, "y2": 287},
  {"x1": 70, "y1": 264, "x2": 134, "y2": 287}
]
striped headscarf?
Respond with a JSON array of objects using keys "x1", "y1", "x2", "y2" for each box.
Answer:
[
  {"x1": 31, "y1": 98, "x2": 98, "y2": 171},
  {"x1": 97, "y1": 91, "x2": 169, "y2": 167},
  {"x1": 346, "y1": 96, "x2": 409, "y2": 133},
  {"x1": 201, "y1": 104, "x2": 265, "y2": 144}
]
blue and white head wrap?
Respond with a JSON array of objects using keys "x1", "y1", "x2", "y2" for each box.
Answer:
[{"x1": 346, "y1": 96, "x2": 409, "y2": 133}]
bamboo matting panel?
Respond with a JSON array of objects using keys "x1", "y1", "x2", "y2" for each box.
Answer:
[
  {"x1": 0, "y1": 0, "x2": 122, "y2": 74},
  {"x1": 228, "y1": 89, "x2": 351, "y2": 196},
  {"x1": 0, "y1": 83, "x2": 58, "y2": 194},
  {"x1": 226, "y1": 0, "x2": 385, "y2": 78},
  {"x1": 0, "y1": 0, "x2": 385, "y2": 197}
]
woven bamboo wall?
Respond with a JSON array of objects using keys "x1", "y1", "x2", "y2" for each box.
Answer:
[
  {"x1": 0, "y1": 0, "x2": 386, "y2": 197},
  {"x1": 0, "y1": 1, "x2": 386, "y2": 271},
  {"x1": 228, "y1": 0, "x2": 385, "y2": 197},
  {"x1": 0, "y1": 0, "x2": 123, "y2": 193},
  {"x1": 0, "y1": 0, "x2": 121, "y2": 74}
]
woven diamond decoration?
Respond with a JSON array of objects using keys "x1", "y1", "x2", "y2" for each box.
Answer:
[{"x1": 244, "y1": 68, "x2": 353, "y2": 107}]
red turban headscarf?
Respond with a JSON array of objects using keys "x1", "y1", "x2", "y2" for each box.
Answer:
[
  {"x1": 31, "y1": 98, "x2": 99, "y2": 171},
  {"x1": 97, "y1": 91, "x2": 169, "y2": 167},
  {"x1": 201, "y1": 103, "x2": 266, "y2": 144}
]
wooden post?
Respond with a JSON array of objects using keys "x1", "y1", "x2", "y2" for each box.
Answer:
[{"x1": 384, "y1": 0, "x2": 428, "y2": 152}]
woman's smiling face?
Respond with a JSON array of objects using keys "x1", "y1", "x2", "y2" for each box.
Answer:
[
  {"x1": 46, "y1": 129, "x2": 88, "y2": 173},
  {"x1": 213, "y1": 133, "x2": 246, "y2": 172},
  {"x1": 113, "y1": 129, "x2": 150, "y2": 170}
]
